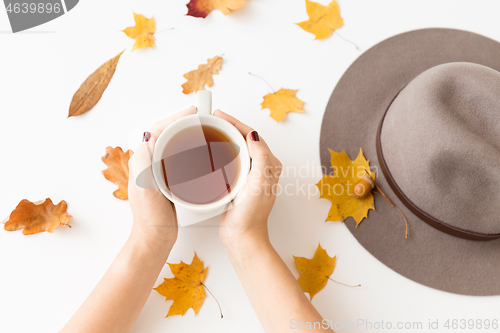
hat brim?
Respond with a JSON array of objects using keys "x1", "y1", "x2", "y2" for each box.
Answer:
[{"x1": 320, "y1": 28, "x2": 500, "y2": 296}]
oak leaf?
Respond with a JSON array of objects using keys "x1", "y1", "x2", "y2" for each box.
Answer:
[
  {"x1": 186, "y1": 0, "x2": 246, "y2": 18},
  {"x1": 294, "y1": 244, "x2": 335, "y2": 299},
  {"x1": 123, "y1": 13, "x2": 156, "y2": 51},
  {"x1": 102, "y1": 146, "x2": 134, "y2": 200},
  {"x1": 297, "y1": 0, "x2": 344, "y2": 40},
  {"x1": 261, "y1": 88, "x2": 305, "y2": 122},
  {"x1": 3, "y1": 199, "x2": 72, "y2": 235},
  {"x1": 154, "y1": 252, "x2": 208, "y2": 317},
  {"x1": 316, "y1": 148, "x2": 375, "y2": 226},
  {"x1": 68, "y1": 51, "x2": 124, "y2": 118},
  {"x1": 182, "y1": 56, "x2": 223, "y2": 94}
]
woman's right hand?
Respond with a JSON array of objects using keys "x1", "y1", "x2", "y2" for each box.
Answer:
[
  {"x1": 213, "y1": 110, "x2": 283, "y2": 251},
  {"x1": 128, "y1": 106, "x2": 197, "y2": 247}
]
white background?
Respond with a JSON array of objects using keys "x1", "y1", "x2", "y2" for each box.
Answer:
[{"x1": 1, "y1": 0, "x2": 500, "y2": 332}]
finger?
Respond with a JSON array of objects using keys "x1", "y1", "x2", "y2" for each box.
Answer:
[
  {"x1": 213, "y1": 109, "x2": 254, "y2": 136},
  {"x1": 149, "y1": 106, "x2": 197, "y2": 141},
  {"x1": 245, "y1": 130, "x2": 282, "y2": 186},
  {"x1": 138, "y1": 106, "x2": 197, "y2": 162},
  {"x1": 245, "y1": 130, "x2": 271, "y2": 176},
  {"x1": 214, "y1": 109, "x2": 270, "y2": 150},
  {"x1": 129, "y1": 137, "x2": 158, "y2": 190},
  {"x1": 129, "y1": 106, "x2": 197, "y2": 191},
  {"x1": 231, "y1": 131, "x2": 272, "y2": 206}
]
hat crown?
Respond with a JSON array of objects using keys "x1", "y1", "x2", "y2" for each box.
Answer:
[{"x1": 380, "y1": 62, "x2": 500, "y2": 235}]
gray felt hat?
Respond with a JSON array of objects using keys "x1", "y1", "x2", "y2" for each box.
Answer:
[{"x1": 320, "y1": 28, "x2": 500, "y2": 296}]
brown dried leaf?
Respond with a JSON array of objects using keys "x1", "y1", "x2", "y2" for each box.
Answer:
[
  {"x1": 182, "y1": 56, "x2": 223, "y2": 94},
  {"x1": 68, "y1": 51, "x2": 124, "y2": 118},
  {"x1": 3, "y1": 199, "x2": 72, "y2": 235},
  {"x1": 102, "y1": 146, "x2": 134, "y2": 200}
]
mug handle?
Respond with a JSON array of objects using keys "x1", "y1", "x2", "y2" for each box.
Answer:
[{"x1": 197, "y1": 90, "x2": 212, "y2": 116}]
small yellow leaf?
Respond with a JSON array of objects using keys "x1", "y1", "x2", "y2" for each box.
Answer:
[
  {"x1": 154, "y1": 252, "x2": 208, "y2": 317},
  {"x1": 294, "y1": 244, "x2": 336, "y2": 299},
  {"x1": 102, "y1": 147, "x2": 134, "y2": 200},
  {"x1": 316, "y1": 148, "x2": 375, "y2": 225},
  {"x1": 123, "y1": 13, "x2": 156, "y2": 51},
  {"x1": 261, "y1": 88, "x2": 305, "y2": 122},
  {"x1": 186, "y1": 0, "x2": 246, "y2": 18},
  {"x1": 182, "y1": 56, "x2": 223, "y2": 94},
  {"x1": 297, "y1": 0, "x2": 344, "y2": 40}
]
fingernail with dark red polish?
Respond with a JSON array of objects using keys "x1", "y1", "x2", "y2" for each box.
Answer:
[
  {"x1": 143, "y1": 131, "x2": 151, "y2": 142},
  {"x1": 250, "y1": 131, "x2": 260, "y2": 142}
]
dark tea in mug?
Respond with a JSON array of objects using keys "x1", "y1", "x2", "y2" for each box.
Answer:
[{"x1": 161, "y1": 124, "x2": 241, "y2": 204}]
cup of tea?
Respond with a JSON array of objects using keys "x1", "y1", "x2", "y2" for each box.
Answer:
[{"x1": 151, "y1": 90, "x2": 251, "y2": 214}]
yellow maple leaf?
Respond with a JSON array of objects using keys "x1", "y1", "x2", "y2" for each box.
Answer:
[
  {"x1": 316, "y1": 148, "x2": 375, "y2": 226},
  {"x1": 186, "y1": 0, "x2": 246, "y2": 18},
  {"x1": 182, "y1": 56, "x2": 223, "y2": 94},
  {"x1": 102, "y1": 147, "x2": 134, "y2": 200},
  {"x1": 294, "y1": 244, "x2": 336, "y2": 300},
  {"x1": 123, "y1": 13, "x2": 156, "y2": 51},
  {"x1": 261, "y1": 88, "x2": 305, "y2": 122},
  {"x1": 154, "y1": 252, "x2": 208, "y2": 317},
  {"x1": 3, "y1": 199, "x2": 72, "y2": 235},
  {"x1": 297, "y1": 0, "x2": 344, "y2": 39}
]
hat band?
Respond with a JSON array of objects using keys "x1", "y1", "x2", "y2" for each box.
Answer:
[{"x1": 376, "y1": 89, "x2": 500, "y2": 241}]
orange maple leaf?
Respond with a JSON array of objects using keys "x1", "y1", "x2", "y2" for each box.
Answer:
[
  {"x1": 297, "y1": 0, "x2": 344, "y2": 40},
  {"x1": 261, "y1": 88, "x2": 305, "y2": 122},
  {"x1": 295, "y1": 244, "x2": 360, "y2": 298},
  {"x1": 154, "y1": 252, "x2": 208, "y2": 317},
  {"x1": 123, "y1": 13, "x2": 156, "y2": 51},
  {"x1": 186, "y1": 0, "x2": 246, "y2": 18},
  {"x1": 102, "y1": 146, "x2": 134, "y2": 200},
  {"x1": 3, "y1": 199, "x2": 72, "y2": 235},
  {"x1": 316, "y1": 149, "x2": 375, "y2": 226},
  {"x1": 294, "y1": 244, "x2": 336, "y2": 299}
]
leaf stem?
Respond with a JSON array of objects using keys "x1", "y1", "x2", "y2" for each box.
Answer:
[
  {"x1": 334, "y1": 31, "x2": 359, "y2": 50},
  {"x1": 364, "y1": 169, "x2": 408, "y2": 238},
  {"x1": 201, "y1": 282, "x2": 223, "y2": 318},
  {"x1": 326, "y1": 275, "x2": 361, "y2": 288},
  {"x1": 248, "y1": 72, "x2": 275, "y2": 93},
  {"x1": 372, "y1": 191, "x2": 409, "y2": 238},
  {"x1": 155, "y1": 27, "x2": 174, "y2": 34}
]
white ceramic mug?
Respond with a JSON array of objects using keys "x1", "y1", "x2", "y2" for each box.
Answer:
[{"x1": 152, "y1": 90, "x2": 251, "y2": 214}]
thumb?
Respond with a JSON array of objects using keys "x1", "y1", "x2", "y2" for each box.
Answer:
[
  {"x1": 129, "y1": 131, "x2": 159, "y2": 190},
  {"x1": 246, "y1": 130, "x2": 270, "y2": 176}
]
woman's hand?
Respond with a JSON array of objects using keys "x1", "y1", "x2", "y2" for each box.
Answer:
[
  {"x1": 128, "y1": 106, "x2": 197, "y2": 247},
  {"x1": 213, "y1": 110, "x2": 282, "y2": 250},
  {"x1": 213, "y1": 111, "x2": 331, "y2": 333},
  {"x1": 62, "y1": 107, "x2": 198, "y2": 333},
  {"x1": 63, "y1": 108, "x2": 330, "y2": 333}
]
